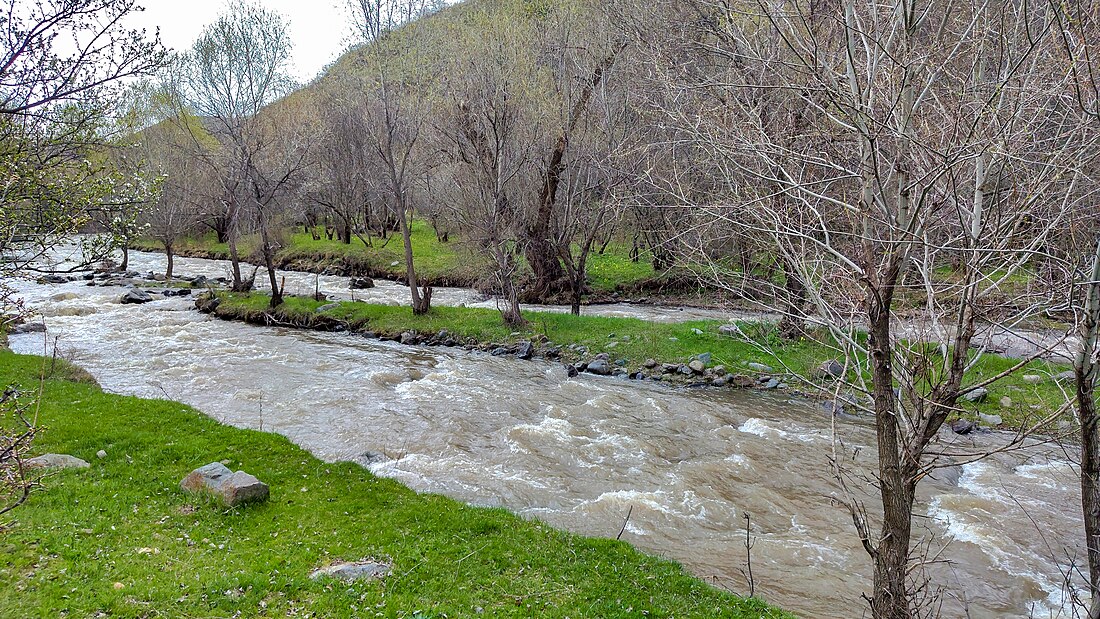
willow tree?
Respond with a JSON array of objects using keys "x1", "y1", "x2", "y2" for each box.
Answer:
[{"x1": 174, "y1": 1, "x2": 302, "y2": 303}]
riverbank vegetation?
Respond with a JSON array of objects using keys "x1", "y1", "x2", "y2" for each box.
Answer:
[
  {"x1": 205, "y1": 291, "x2": 1075, "y2": 433},
  {"x1": 133, "y1": 222, "x2": 668, "y2": 299},
  {"x1": 0, "y1": 349, "x2": 787, "y2": 618}
]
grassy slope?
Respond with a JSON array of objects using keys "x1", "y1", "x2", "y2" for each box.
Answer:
[
  {"x1": 0, "y1": 350, "x2": 786, "y2": 618},
  {"x1": 214, "y1": 293, "x2": 1075, "y2": 430}
]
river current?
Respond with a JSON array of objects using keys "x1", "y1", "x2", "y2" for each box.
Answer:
[{"x1": 5, "y1": 248, "x2": 1087, "y2": 618}]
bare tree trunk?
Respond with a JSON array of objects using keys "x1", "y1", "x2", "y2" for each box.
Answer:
[
  {"x1": 398, "y1": 202, "x2": 431, "y2": 315},
  {"x1": 1078, "y1": 237, "x2": 1100, "y2": 619},
  {"x1": 525, "y1": 46, "x2": 624, "y2": 302},
  {"x1": 165, "y1": 245, "x2": 174, "y2": 280},
  {"x1": 119, "y1": 245, "x2": 129, "y2": 272},
  {"x1": 227, "y1": 233, "x2": 246, "y2": 291},
  {"x1": 867, "y1": 294, "x2": 914, "y2": 619},
  {"x1": 778, "y1": 258, "x2": 807, "y2": 340},
  {"x1": 259, "y1": 222, "x2": 282, "y2": 307}
]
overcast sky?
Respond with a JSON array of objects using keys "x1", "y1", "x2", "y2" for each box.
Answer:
[{"x1": 126, "y1": 1, "x2": 358, "y2": 83}]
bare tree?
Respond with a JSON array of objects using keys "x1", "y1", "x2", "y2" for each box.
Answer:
[
  {"x1": 634, "y1": 1, "x2": 1100, "y2": 616},
  {"x1": 173, "y1": 1, "x2": 298, "y2": 299},
  {"x1": 433, "y1": 4, "x2": 546, "y2": 327},
  {"x1": 364, "y1": 70, "x2": 434, "y2": 314},
  {"x1": 342, "y1": 0, "x2": 444, "y2": 44}
]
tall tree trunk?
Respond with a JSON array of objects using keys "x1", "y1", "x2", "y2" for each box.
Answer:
[
  {"x1": 227, "y1": 232, "x2": 245, "y2": 292},
  {"x1": 867, "y1": 290, "x2": 913, "y2": 619},
  {"x1": 525, "y1": 46, "x2": 624, "y2": 301},
  {"x1": 257, "y1": 207, "x2": 282, "y2": 307},
  {"x1": 398, "y1": 202, "x2": 430, "y2": 315},
  {"x1": 119, "y1": 245, "x2": 129, "y2": 272},
  {"x1": 1078, "y1": 237, "x2": 1100, "y2": 619},
  {"x1": 165, "y1": 245, "x2": 174, "y2": 280},
  {"x1": 778, "y1": 258, "x2": 807, "y2": 340}
]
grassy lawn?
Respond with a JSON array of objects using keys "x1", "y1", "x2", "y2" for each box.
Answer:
[
  {"x1": 0, "y1": 349, "x2": 787, "y2": 618},
  {"x1": 213, "y1": 292, "x2": 1076, "y2": 430}
]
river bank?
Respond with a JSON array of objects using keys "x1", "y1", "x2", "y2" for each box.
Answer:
[
  {"x1": 0, "y1": 349, "x2": 788, "y2": 618},
  {"x1": 199, "y1": 291, "x2": 1073, "y2": 432},
  {"x1": 5, "y1": 271, "x2": 1084, "y2": 618},
  {"x1": 131, "y1": 226, "x2": 721, "y2": 307}
]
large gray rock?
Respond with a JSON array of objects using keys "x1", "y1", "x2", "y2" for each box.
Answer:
[
  {"x1": 180, "y1": 462, "x2": 269, "y2": 507},
  {"x1": 516, "y1": 341, "x2": 534, "y2": 360},
  {"x1": 350, "y1": 277, "x2": 375, "y2": 290},
  {"x1": 950, "y1": 419, "x2": 977, "y2": 435},
  {"x1": 586, "y1": 359, "x2": 611, "y2": 376},
  {"x1": 814, "y1": 360, "x2": 845, "y2": 381},
  {"x1": 25, "y1": 454, "x2": 90, "y2": 469},
  {"x1": 120, "y1": 289, "x2": 153, "y2": 304},
  {"x1": 747, "y1": 362, "x2": 774, "y2": 373},
  {"x1": 9, "y1": 322, "x2": 47, "y2": 335},
  {"x1": 311, "y1": 560, "x2": 391, "y2": 582},
  {"x1": 688, "y1": 360, "x2": 706, "y2": 374},
  {"x1": 961, "y1": 387, "x2": 989, "y2": 403},
  {"x1": 1021, "y1": 374, "x2": 1043, "y2": 385}
]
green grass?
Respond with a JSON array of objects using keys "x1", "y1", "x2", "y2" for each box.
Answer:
[
  {"x1": 0, "y1": 349, "x2": 787, "y2": 618},
  {"x1": 212, "y1": 292, "x2": 1076, "y2": 430},
  {"x1": 584, "y1": 243, "x2": 658, "y2": 293},
  {"x1": 136, "y1": 225, "x2": 664, "y2": 295}
]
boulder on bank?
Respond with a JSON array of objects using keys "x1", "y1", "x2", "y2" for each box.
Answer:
[
  {"x1": 180, "y1": 462, "x2": 269, "y2": 507},
  {"x1": 120, "y1": 289, "x2": 153, "y2": 304},
  {"x1": 350, "y1": 277, "x2": 375, "y2": 290},
  {"x1": 25, "y1": 453, "x2": 90, "y2": 469},
  {"x1": 586, "y1": 359, "x2": 611, "y2": 376},
  {"x1": 949, "y1": 419, "x2": 977, "y2": 435}
]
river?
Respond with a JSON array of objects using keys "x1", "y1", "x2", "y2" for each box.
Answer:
[{"x1": 5, "y1": 248, "x2": 1087, "y2": 618}]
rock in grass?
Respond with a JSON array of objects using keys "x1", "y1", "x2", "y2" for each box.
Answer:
[
  {"x1": 747, "y1": 362, "x2": 774, "y2": 373},
  {"x1": 1021, "y1": 374, "x2": 1042, "y2": 385},
  {"x1": 980, "y1": 413, "x2": 1003, "y2": 426},
  {"x1": 120, "y1": 289, "x2": 153, "y2": 304},
  {"x1": 311, "y1": 560, "x2": 392, "y2": 582},
  {"x1": 317, "y1": 303, "x2": 340, "y2": 313},
  {"x1": 688, "y1": 360, "x2": 706, "y2": 374},
  {"x1": 181, "y1": 462, "x2": 269, "y2": 507},
  {"x1": 25, "y1": 454, "x2": 90, "y2": 469},
  {"x1": 643, "y1": 359, "x2": 658, "y2": 369},
  {"x1": 1055, "y1": 370, "x2": 1077, "y2": 384},
  {"x1": 814, "y1": 360, "x2": 845, "y2": 381},
  {"x1": 961, "y1": 387, "x2": 988, "y2": 403}
]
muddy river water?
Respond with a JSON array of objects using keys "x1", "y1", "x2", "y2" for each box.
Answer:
[{"x1": 6, "y1": 248, "x2": 1087, "y2": 618}]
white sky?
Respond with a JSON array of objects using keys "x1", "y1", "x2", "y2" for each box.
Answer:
[{"x1": 127, "y1": 1, "x2": 358, "y2": 83}]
